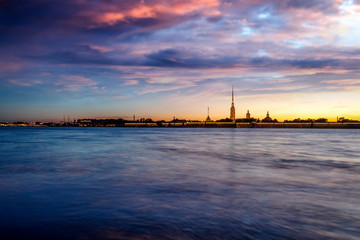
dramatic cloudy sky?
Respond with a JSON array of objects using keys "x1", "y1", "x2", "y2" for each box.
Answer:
[{"x1": 1, "y1": 0, "x2": 360, "y2": 122}]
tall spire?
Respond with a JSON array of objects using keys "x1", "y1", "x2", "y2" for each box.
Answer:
[
  {"x1": 230, "y1": 86, "x2": 235, "y2": 121},
  {"x1": 206, "y1": 107, "x2": 212, "y2": 122},
  {"x1": 232, "y1": 85, "x2": 234, "y2": 104}
]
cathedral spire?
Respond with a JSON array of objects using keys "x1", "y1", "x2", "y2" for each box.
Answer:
[
  {"x1": 230, "y1": 86, "x2": 235, "y2": 121},
  {"x1": 232, "y1": 85, "x2": 234, "y2": 104},
  {"x1": 205, "y1": 107, "x2": 212, "y2": 122}
]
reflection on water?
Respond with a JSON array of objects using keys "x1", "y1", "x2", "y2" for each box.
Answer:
[{"x1": 1, "y1": 127, "x2": 360, "y2": 239}]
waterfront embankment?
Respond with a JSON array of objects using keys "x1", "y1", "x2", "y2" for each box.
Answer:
[{"x1": 123, "y1": 122, "x2": 360, "y2": 128}]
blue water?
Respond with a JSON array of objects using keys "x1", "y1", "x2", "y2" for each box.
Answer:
[{"x1": 1, "y1": 127, "x2": 360, "y2": 240}]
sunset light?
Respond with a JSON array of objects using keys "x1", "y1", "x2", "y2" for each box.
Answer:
[{"x1": 1, "y1": 0, "x2": 360, "y2": 122}]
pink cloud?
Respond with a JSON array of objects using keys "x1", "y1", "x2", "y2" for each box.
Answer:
[
  {"x1": 112, "y1": 95, "x2": 129, "y2": 99},
  {"x1": 123, "y1": 80, "x2": 139, "y2": 85},
  {"x1": 172, "y1": 0, "x2": 220, "y2": 15},
  {"x1": 55, "y1": 75, "x2": 98, "y2": 92},
  {"x1": 9, "y1": 79, "x2": 42, "y2": 87},
  {"x1": 146, "y1": 77, "x2": 176, "y2": 84},
  {"x1": 0, "y1": 60, "x2": 24, "y2": 73},
  {"x1": 94, "y1": 0, "x2": 221, "y2": 25},
  {"x1": 321, "y1": 79, "x2": 360, "y2": 86},
  {"x1": 87, "y1": 45, "x2": 113, "y2": 53},
  {"x1": 137, "y1": 81, "x2": 196, "y2": 94}
]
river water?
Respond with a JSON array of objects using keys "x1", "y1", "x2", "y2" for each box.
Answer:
[{"x1": 1, "y1": 127, "x2": 360, "y2": 239}]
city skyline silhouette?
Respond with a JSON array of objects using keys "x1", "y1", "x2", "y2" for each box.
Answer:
[{"x1": 1, "y1": 0, "x2": 360, "y2": 122}]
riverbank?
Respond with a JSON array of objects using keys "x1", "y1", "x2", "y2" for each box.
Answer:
[
  {"x1": 124, "y1": 122, "x2": 360, "y2": 128},
  {"x1": 2, "y1": 122, "x2": 360, "y2": 128}
]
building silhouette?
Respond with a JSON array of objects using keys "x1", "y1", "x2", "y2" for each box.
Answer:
[
  {"x1": 230, "y1": 86, "x2": 235, "y2": 121},
  {"x1": 262, "y1": 111, "x2": 273, "y2": 122},
  {"x1": 205, "y1": 107, "x2": 212, "y2": 122},
  {"x1": 246, "y1": 110, "x2": 250, "y2": 119}
]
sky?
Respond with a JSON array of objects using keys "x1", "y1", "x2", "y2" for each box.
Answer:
[{"x1": 1, "y1": 0, "x2": 360, "y2": 122}]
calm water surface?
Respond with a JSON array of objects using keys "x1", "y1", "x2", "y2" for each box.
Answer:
[{"x1": 1, "y1": 127, "x2": 360, "y2": 240}]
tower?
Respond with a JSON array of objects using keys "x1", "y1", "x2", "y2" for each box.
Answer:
[
  {"x1": 230, "y1": 86, "x2": 235, "y2": 121},
  {"x1": 266, "y1": 111, "x2": 270, "y2": 118},
  {"x1": 246, "y1": 110, "x2": 250, "y2": 119},
  {"x1": 205, "y1": 107, "x2": 212, "y2": 122}
]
